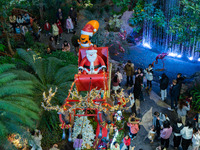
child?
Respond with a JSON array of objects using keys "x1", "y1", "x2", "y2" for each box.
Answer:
[
  {"x1": 127, "y1": 118, "x2": 139, "y2": 139},
  {"x1": 73, "y1": 134, "x2": 83, "y2": 150},
  {"x1": 66, "y1": 16, "x2": 74, "y2": 33},
  {"x1": 148, "y1": 127, "x2": 156, "y2": 143},
  {"x1": 123, "y1": 135, "x2": 131, "y2": 150},
  {"x1": 115, "y1": 68, "x2": 123, "y2": 85},
  {"x1": 144, "y1": 64, "x2": 153, "y2": 92},
  {"x1": 192, "y1": 128, "x2": 200, "y2": 150},
  {"x1": 15, "y1": 25, "x2": 21, "y2": 34}
]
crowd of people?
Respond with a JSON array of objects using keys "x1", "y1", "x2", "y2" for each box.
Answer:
[
  {"x1": 8, "y1": 8, "x2": 79, "y2": 55},
  {"x1": 110, "y1": 60, "x2": 200, "y2": 150}
]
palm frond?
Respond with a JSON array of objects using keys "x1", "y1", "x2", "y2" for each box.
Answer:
[
  {"x1": 0, "y1": 64, "x2": 16, "y2": 74},
  {"x1": 0, "y1": 73, "x2": 17, "y2": 86}
]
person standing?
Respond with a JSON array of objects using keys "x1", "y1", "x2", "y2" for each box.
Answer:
[
  {"x1": 69, "y1": 7, "x2": 77, "y2": 26},
  {"x1": 153, "y1": 111, "x2": 163, "y2": 139},
  {"x1": 112, "y1": 74, "x2": 120, "y2": 92},
  {"x1": 176, "y1": 73, "x2": 184, "y2": 96},
  {"x1": 124, "y1": 60, "x2": 134, "y2": 87},
  {"x1": 71, "y1": 31, "x2": 80, "y2": 55},
  {"x1": 168, "y1": 80, "x2": 180, "y2": 111},
  {"x1": 133, "y1": 68, "x2": 144, "y2": 114},
  {"x1": 56, "y1": 8, "x2": 64, "y2": 27},
  {"x1": 159, "y1": 73, "x2": 169, "y2": 101},
  {"x1": 127, "y1": 118, "x2": 139, "y2": 139},
  {"x1": 173, "y1": 118, "x2": 184, "y2": 149},
  {"x1": 73, "y1": 134, "x2": 83, "y2": 150},
  {"x1": 123, "y1": 135, "x2": 131, "y2": 150},
  {"x1": 144, "y1": 64, "x2": 153, "y2": 93},
  {"x1": 177, "y1": 100, "x2": 190, "y2": 125},
  {"x1": 52, "y1": 22, "x2": 59, "y2": 45},
  {"x1": 181, "y1": 121, "x2": 193, "y2": 150},
  {"x1": 192, "y1": 128, "x2": 200, "y2": 150},
  {"x1": 160, "y1": 120, "x2": 172, "y2": 150},
  {"x1": 44, "y1": 20, "x2": 51, "y2": 36},
  {"x1": 66, "y1": 16, "x2": 74, "y2": 33},
  {"x1": 115, "y1": 68, "x2": 123, "y2": 86},
  {"x1": 56, "y1": 19, "x2": 63, "y2": 40}
]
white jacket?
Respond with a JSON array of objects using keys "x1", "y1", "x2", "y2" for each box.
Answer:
[
  {"x1": 181, "y1": 127, "x2": 193, "y2": 140},
  {"x1": 192, "y1": 133, "x2": 200, "y2": 146},
  {"x1": 144, "y1": 68, "x2": 153, "y2": 81}
]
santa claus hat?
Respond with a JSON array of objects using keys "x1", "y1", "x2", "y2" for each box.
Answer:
[
  {"x1": 81, "y1": 24, "x2": 96, "y2": 36},
  {"x1": 86, "y1": 46, "x2": 97, "y2": 53}
]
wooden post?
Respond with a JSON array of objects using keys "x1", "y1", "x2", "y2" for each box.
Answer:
[{"x1": 107, "y1": 63, "x2": 112, "y2": 98}]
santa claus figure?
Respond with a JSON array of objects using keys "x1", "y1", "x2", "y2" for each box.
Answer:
[{"x1": 79, "y1": 46, "x2": 106, "y2": 74}]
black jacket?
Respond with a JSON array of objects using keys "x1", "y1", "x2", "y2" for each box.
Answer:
[
  {"x1": 160, "y1": 77, "x2": 169, "y2": 90},
  {"x1": 173, "y1": 123, "x2": 184, "y2": 134},
  {"x1": 171, "y1": 84, "x2": 180, "y2": 97}
]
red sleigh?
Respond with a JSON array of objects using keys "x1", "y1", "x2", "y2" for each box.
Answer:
[
  {"x1": 75, "y1": 47, "x2": 111, "y2": 93},
  {"x1": 59, "y1": 47, "x2": 113, "y2": 142}
]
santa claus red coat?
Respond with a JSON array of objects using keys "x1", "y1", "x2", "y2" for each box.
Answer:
[{"x1": 79, "y1": 46, "x2": 106, "y2": 74}]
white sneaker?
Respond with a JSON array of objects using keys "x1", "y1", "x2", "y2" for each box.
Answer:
[{"x1": 168, "y1": 108, "x2": 174, "y2": 111}]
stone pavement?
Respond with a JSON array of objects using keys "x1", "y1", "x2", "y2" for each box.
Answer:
[{"x1": 123, "y1": 81, "x2": 194, "y2": 150}]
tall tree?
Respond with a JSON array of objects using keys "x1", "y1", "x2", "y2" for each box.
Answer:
[{"x1": 0, "y1": 0, "x2": 15, "y2": 55}]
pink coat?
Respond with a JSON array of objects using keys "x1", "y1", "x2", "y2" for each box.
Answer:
[{"x1": 66, "y1": 18, "x2": 74, "y2": 29}]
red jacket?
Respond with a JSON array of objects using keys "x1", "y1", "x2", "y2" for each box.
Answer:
[
  {"x1": 44, "y1": 23, "x2": 51, "y2": 31},
  {"x1": 56, "y1": 20, "x2": 63, "y2": 34},
  {"x1": 123, "y1": 137, "x2": 131, "y2": 146}
]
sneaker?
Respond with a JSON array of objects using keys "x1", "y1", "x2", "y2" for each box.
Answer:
[{"x1": 168, "y1": 108, "x2": 174, "y2": 111}]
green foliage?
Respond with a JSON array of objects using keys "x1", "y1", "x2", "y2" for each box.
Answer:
[
  {"x1": 129, "y1": 1, "x2": 166, "y2": 32},
  {"x1": 15, "y1": 48, "x2": 78, "y2": 147},
  {"x1": 116, "y1": 130, "x2": 125, "y2": 144},
  {"x1": 108, "y1": 15, "x2": 122, "y2": 32},
  {"x1": 190, "y1": 87, "x2": 200, "y2": 112},
  {"x1": 24, "y1": 32, "x2": 34, "y2": 48},
  {"x1": 0, "y1": 44, "x2": 6, "y2": 52},
  {"x1": 0, "y1": 63, "x2": 39, "y2": 144},
  {"x1": 112, "y1": 0, "x2": 131, "y2": 7},
  {"x1": 169, "y1": 0, "x2": 200, "y2": 45},
  {"x1": 42, "y1": 51, "x2": 78, "y2": 66}
]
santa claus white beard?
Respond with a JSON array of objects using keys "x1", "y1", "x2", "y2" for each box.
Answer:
[{"x1": 87, "y1": 53, "x2": 97, "y2": 63}]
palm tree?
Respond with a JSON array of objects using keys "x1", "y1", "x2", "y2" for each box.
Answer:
[
  {"x1": 15, "y1": 49, "x2": 78, "y2": 147},
  {"x1": 0, "y1": 64, "x2": 39, "y2": 144}
]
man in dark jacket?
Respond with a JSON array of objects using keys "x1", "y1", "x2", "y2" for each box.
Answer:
[
  {"x1": 168, "y1": 80, "x2": 180, "y2": 111},
  {"x1": 69, "y1": 7, "x2": 77, "y2": 26},
  {"x1": 160, "y1": 73, "x2": 169, "y2": 101},
  {"x1": 124, "y1": 60, "x2": 134, "y2": 87},
  {"x1": 176, "y1": 73, "x2": 184, "y2": 98}
]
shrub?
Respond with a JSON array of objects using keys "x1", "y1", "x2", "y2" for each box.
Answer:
[
  {"x1": 42, "y1": 51, "x2": 78, "y2": 65},
  {"x1": 108, "y1": 15, "x2": 122, "y2": 32}
]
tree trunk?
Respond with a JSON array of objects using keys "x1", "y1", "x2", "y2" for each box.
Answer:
[
  {"x1": 1, "y1": 20, "x2": 15, "y2": 56},
  {"x1": 39, "y1": 2, "x2": 44, "y2": 21}
]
